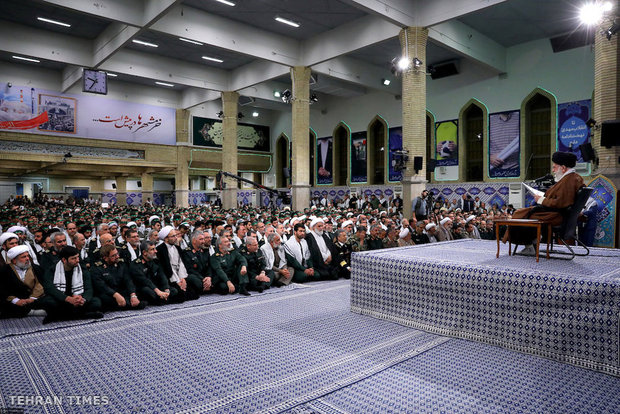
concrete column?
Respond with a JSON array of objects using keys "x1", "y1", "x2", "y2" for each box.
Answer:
[
  {"x1": 593, "y1": 15, "x2": 620, "y2": 187},
  {"x1": 221, "y1": 91, "x2": 239, "y2": 209},
  {"x1": 176, "y1": 109, "x2": 190, "y2": 144},
  {"x1": 175, "y1": 145, "x2": 190, "y2": 208},
  {"x1": 141, "y1": 172, "x2": 153, "y2": 205},
  {"x1": 291, "y1": 66, "x2": 312, "y2": 211},
  {"x1": 399, "y1": 27, "x2": 429, "y2": 218},
  {"x1": 115, "y1": 176, "x2": 127, "y2": 206}
]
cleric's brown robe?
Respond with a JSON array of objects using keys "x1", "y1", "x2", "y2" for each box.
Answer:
[{"x1": 503, "y1": 172, "x2": 584, "y2": 244}]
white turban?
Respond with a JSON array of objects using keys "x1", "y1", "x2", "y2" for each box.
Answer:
[
  {"x1": 159, "y1": 225, "x2": 174, "y2": 240},
  {"x1": 7, "y1": 245, "x2": 29, "y2": 260},
  {"x1": 440, "y1": 217, "x2": 451, "y2": 225},
  {"x1": 425, "y1": 223, "x2": 437, "y2": 231},
  {"x1": 7, "y1": 226, "x2": 26, "y2": 234},
  {"x1": 341, "y1": 220, "x2": 353, "y2": 228},
  {"x1": 466, "y1": 215, "x2": 476, "y2": 223},
  {"x1": 149, "y1": 215, "x2": 160, "y2": 225},
  {"x1": 127, "y1": 221, "x2": 137, "y2": 228},
  {"x1": 309, "y1": 217, "x2": 324, "y2": 229},
  {"x1": 0, "y1": 232, "x2": 19, "y2": 246},
  {"x1": 399, "y1": 228, "x2": 410, "y2": 239}
]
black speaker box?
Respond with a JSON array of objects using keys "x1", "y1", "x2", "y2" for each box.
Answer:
[
  {"x1": 579, "y1": 143, "x2": 595, "y2": 162},
  {"x1": 429, "y1": 61, "x2": 459, "y2": 80},
  {"x1": 137, "y1": 180, "x2": 142, "y2": 187},
  {"x1": 413, "y1": 156, "x2": 423, "y2": 171},
  {"x1": 601, "y1": 120, "x2": 620, "y2": 148}
]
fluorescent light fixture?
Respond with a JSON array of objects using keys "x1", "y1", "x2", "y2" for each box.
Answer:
[
  {"x1": 155, "y1": 81, "x2": 174, "y2": 87},
  {"x1": 37, "y1": 17, "x2": 71, "y2": 27},
  {"x1": 275, "y1": 16, "x2": 300, "y2": 28},
  {"x1": 132, "y1": 39, "x2": 158, "y2": 48},
  {"x1": 579, "y1": 2, "x2": 605, "y2": 25},
  {"x1": 202, "y1": 56, "x2": 224, "y2": 63},
  {"x1": 179, "y1": 37, "x2": 204, "y2": 46},
  {"x1": 382, "y1": 78, "x2": 391, "y2": 86},
  {"x1": 215, "y1": 0, "x2": 236, "y2": 5},
  {"x1": 107, "y1": 73, "x2": 118, "y2": 77},
  {"x1": 12, "y1": 55, "x2": 40, "y2": 63},
  {"x1": 252, "y1": 111, "x2": 259, "y2": 117}
]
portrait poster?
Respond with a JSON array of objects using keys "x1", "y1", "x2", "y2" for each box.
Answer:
[
  {"x1": 388, "y1": 127, "x2": 403, "y2": 182},
  {"x1": 558, "y1": 100, "x2": 591, "y2": 162},
  {"x1": 351, "y1": 131, "x2": 367, "y2": 183},
  {"x1": 435, "y1": 120, "x2": 458, "y2": 167},
  {"x1": 316, "y1": 136, "x2": 333, "y2": 185},
  {"x1": 192, "y1": 116, "x2": 270, "y2": 152},
  {"x1": 37, "y1": 94, "x2": 77, "y2": 133},
  {"x1": 489, "y1": 110, "x2": 520, "y2": 178}
]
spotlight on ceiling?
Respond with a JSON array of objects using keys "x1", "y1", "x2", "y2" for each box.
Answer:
[
  {"x1": 273, "y1": 90, "x2": 281, "y2": 98},
  {"x1": 237, "y1": 112, "x2": 244, "y2": 120},
  {"x1": 413, "y1": 58, "x2": 423, "y2": 69},
  {"x1": 580, "y1": 1, "x2": 612, "y2": 26},
  {"x1": 605, "y1": 19, "x2": 620, "y2": 40},
  {"x1": 252, "y1": 111, "x2": 259, "y2": 117},
  {"x1": 382, "y1": 78, "x2": 391, "y2": 86},
  {"x1": 586, "y1": 118, "x2": 598, "y2": 129},
  {"x1": 310, "y1": 93, "x2": 318, "y2": 104},
  {"x1": 281, "y1": 89, "x2": 292, "y2": 103},
  {"x1": 397, "y1": 57, "x2": 410, "y2": 71},
  {"x1": 64, "y1": 152, "x2": 73, "y2": 158},
  {"x1": 216, "y1": 111, "x2": 224, "y2": 118}
]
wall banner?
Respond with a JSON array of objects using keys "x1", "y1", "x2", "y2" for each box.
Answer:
[
  {"x1": 350, "y1": 131, "x2": 367, "y2": 183},
  {"x1": 0, "y1": 83, "x2": 176, "y2": 144},
  {"x1": 388, "y1": 127, "x2": 403, "y2": 182},
  {"x1": 192, "y1": 117, "x2": 270, "y2": 152},
  {"x1": 489, "y1": 110, "x2": 520, "y2": 178},
  {"x1": 316, "y1": 136, "x2": 333, "y2": 185},
  {"x1": 435, "y1": 120, "x2": 458, "y2": 167},
  {"x1": 558, "y1": 100, "x2": 591, "y2": 162}
]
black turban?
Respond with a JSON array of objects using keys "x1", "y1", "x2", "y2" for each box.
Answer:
[{"x1": 551, "y1": 151, "x2": 577, "y2": 168}]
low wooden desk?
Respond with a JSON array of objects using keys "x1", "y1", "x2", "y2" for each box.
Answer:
[{"x1": 495, "y1": 219, "x2": 551, "y2": 262}]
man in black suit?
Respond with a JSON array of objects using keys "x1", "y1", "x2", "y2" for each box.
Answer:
[{"x1": 156, "y1": 226, "x2": 201, "y2": 301}]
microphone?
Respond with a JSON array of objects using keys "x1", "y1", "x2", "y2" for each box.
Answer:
[{"x1": 533, "y1": 173, "x2": 553, "y2": 182}]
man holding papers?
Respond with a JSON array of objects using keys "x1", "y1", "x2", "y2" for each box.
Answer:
[{"x1": 503, "y1": 151, "x2": 584, "y2": 254}]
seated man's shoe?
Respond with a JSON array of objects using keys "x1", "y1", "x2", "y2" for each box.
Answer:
[
  {"x1": 256, "y1": 286, "x2": 264, "y2": 293},
  {"x1": 519, "y1": 245, "x2": 536, "y2": 256},
  {"x1": 239, "y1": 286, "x2": 251, "y2": 296},
  {"x1": 83, "y1": 311, "x2": 104, "y2": 320}
]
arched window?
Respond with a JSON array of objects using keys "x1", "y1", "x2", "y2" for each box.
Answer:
[
  {"x1": 367, "y1": 116, "x2": 387, "y2": 185},
  {"x1": 523, "y1": 90, "x2": 555, "y2": 180},
  {"x1": 458, "y1": 99, "x2": 488, "y2": 182},
  {"x1": 333, "y1": 123, "x2": 350, "y2": 186},
  {"x1": 275, "y1": 134, "x2": 290, "y2": 188}
]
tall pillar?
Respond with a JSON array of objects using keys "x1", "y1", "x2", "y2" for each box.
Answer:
[
  {"x1": 141, "y1": 172, "x2": 153, "y2": 205},
  {"x1": 221, "y1": 91, "x2": 239, "y2": 209},
  {"x1": 593, "y1": 15, "x2": 620, "y2": 187},
  {"x1": 176, "y1": 109, "x2": 190, "y2": 144},
  {"x1": 399, "y1": 27, "x2": 429, "y2": 219},
  {"x1": 115, "y1": 176, "x2": 127, "y2": 206},
  {"x1": 291, "y1": 66, "x2": 312, "y2": 211},
  {"x1": 175, "y1": 147, "x2": 189, "y2": 208}
]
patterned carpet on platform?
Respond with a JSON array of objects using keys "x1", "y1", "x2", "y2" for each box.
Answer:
[{"x1": 1, "y1": 279, "x2": 620, "y2": 413}]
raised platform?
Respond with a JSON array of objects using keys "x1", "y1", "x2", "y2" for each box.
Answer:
[{"x1": 350, "y1": 239, "x2": 620, "y2": 377}]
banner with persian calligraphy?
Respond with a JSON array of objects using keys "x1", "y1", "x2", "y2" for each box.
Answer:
[
  {"x1": 558, "y1": 100, "x2": 591, "y2": 162},
  {"x1": 192, "y1": 117, "x2": 270, "y2": 152},
  {"x1": 0, "y1": 83, "x2": 176, "y2": 145}
]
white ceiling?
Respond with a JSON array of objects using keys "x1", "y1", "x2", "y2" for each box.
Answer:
[{"x1": 0, "y1": 0, "x2": 601, "y2": 112}]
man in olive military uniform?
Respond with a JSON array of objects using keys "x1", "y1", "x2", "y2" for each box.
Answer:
[
  {"x1": 130, "y1": 241, "x2": 180, "y2": 305},
  {"x1": 382, "y1": 225, "x2": 399, "y2": 248},
  {"x1": 239, "y1": 236, "x2": 271, "y2": 292},
  {"x1": 118, "y1": 229, "x2": 141, "y2": 266},
  {"x1": 367, "y1": 224, "x2": 384, "y2": 250},
  {"x1": 92, "y1": 244, "x2": 145, "y2": 311},
  {"x1": 210, "y1": 236, "x2": 250, "y2": 296},
  {"x1": 349, "y1": 225, "x2": 368, "y2": 253},
  {"x1": 181, "y1": 231, "x2": 213, "y2": 294},
  {"x1": 39, "y1": 231, "x2": 67, "y2": 271},
  {"x1": 412, "y1": 221, "x2": 430, "y2": 245}
]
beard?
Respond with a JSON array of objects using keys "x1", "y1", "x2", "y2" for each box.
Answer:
[
  {"x1": 15, "y1": 261, "x2": 31, "y2": 270},
  {"x1": 314, "y1": 229, "x2": 323, "y2": 236},
  {"x1": 553, "y1": 170, "x2": 564, "y2": 182}
]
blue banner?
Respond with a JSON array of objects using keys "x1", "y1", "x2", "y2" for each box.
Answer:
[
  {"x1": 351, "y1": 131, "x2": 367, "y2": 183},
  {"x1": 558, "y1": 100, "x2": 591, "y2": 162},
  {"x1": 388, "y1": 127, "x2": 403, "y2": 182},
  {"x1": 489, "y1": 110, "x2": 520, "y2": 178}
]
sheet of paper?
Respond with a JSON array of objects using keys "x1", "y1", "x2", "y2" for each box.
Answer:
[{"x1": 522, "y1": 182, "x2": 544, "y2": 197}]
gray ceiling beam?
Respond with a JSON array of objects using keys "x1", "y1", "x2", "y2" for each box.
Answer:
[{"x1": 40, "y1": 0, "x2": 144, "y2": 26}]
